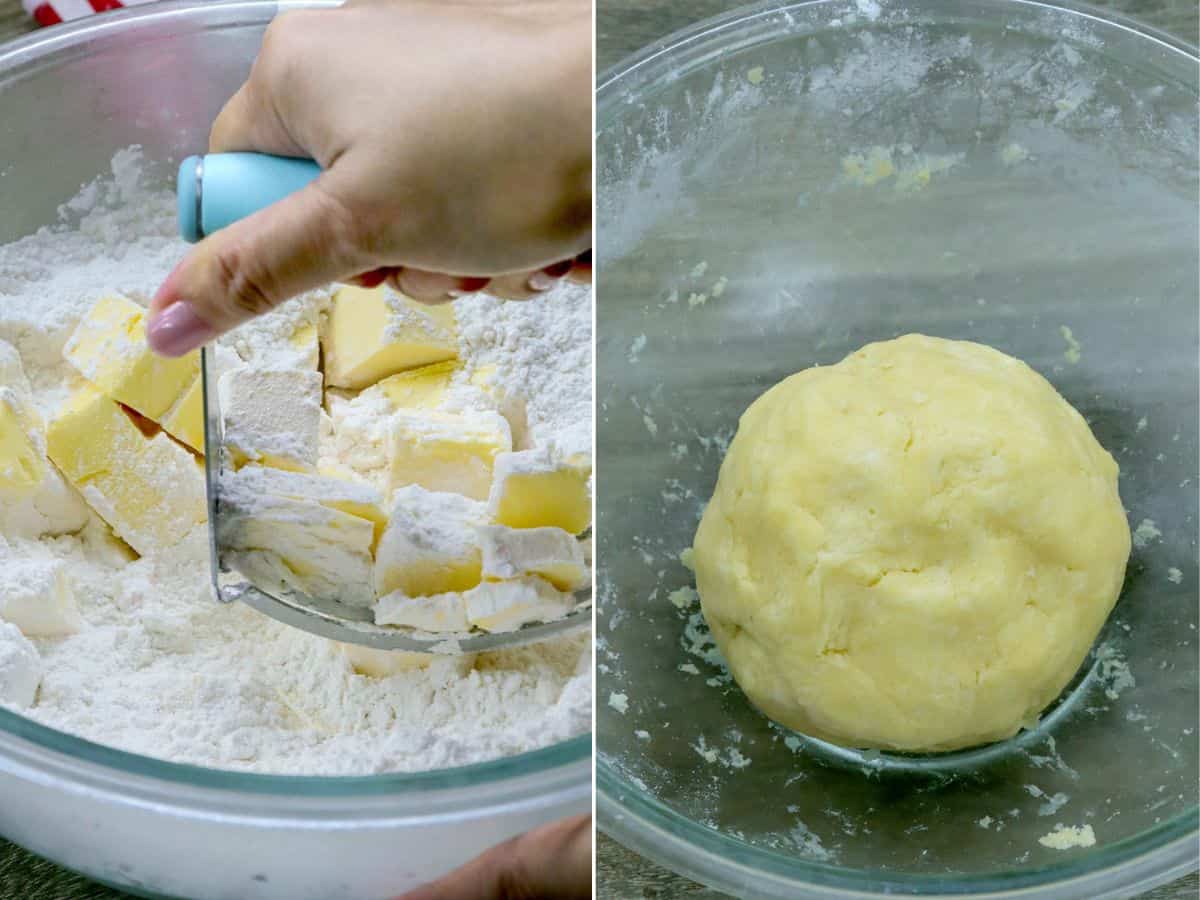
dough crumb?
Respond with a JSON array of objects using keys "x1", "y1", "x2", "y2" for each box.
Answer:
[
  {"x1": 669, "y1": 586, "x2": 698, "y2": 609},
  {"x1": 628, "y1": 334, "x2": 647, "y2": 364},
  {"x1": 687, "y1": 292, "x2": 708, "y2": 309},
  {"x1": 1060, "y1": 325, "x2": 1081, "y2": 364},
  {"x1": 608, "y1": 692, "x2": 629, "y2": 714},
  {"x1": 691, "y1": 260, "x2": 709, "y2": 278},
  {"x1": 1001, "y1": 143, "x2": 1030, "y2": 166},
  {"x1": 1167, "y1": 567, "x2": 1183, "y2": 584},
  {"x1": 1038, "y1": 824, "x2": 1096, "y2": 850},
  {"x1": 747, "y1": 66, "x2": 765, "y2": 85},
  {"x1": 1132, "y1": 518, "x2": 1162, "y2": 549}
]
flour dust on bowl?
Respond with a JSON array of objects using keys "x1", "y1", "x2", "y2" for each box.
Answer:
[
  {"x1": 0, "y1": 3, "x2": 591, "y2": 898},
  {"x1": 596, "y1": 1, "x2": 1198, "y2": 896}
]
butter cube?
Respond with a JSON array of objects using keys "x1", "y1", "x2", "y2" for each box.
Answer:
[
  {"x1": 0, "y1": 367, "x2": 89, "y2": 540},
  {"x1": 374, "y1": 359, "x2": 460, "y2": 410},
  {"x1": 220, "y1": 367, "x2": 322, "y2": 472},
  {"x1": 374, "y1": 590, "x2": 470, "y2": 632},
  {"x1": 341, "y1": 643, "x2": 475, "y2": 678},
  {"x1": 219, "y1": 493, "x2": 375, "y2": 608},
  {"x1": 63, "y1": 295, "x2": 199, "y2": 421},
  {"x1": 160, "y1": 375, "x2": 205, "y2": 453},
  {"x1": 0, "y1": 340, "x2": 32, "y2": 397},
  {"x1": 469, "y1": 364, "x2": 529, "y2": 449},
  {"x1": 478, "y1": 525, "x2": 588, "y2": 591},
  {"x1": 323, "y1": 285, "x2": 458, "y2": 390},
  {"x1": 222, "y1": 464, "x2": 386, "y2": 546},
  {"x1": 388, "y1": 410, "x2": 511, "y2": 501},
  {"x1": 0, "y1": 621, "x2": 41, "y2": 708},
  {"x1": 0, "y1": 558, "x2": 81, "y2": 636},
  {"x1": 464, "y1": 577, "x2": 577, "y2": 633},
  {"x1": 488, "y1": 447, "x2": 591, "y2": 534},
  {"x1": 0, "y1": 394, "x2": 43, "y2": 497},
  {"x1": 46, "y1": 384, "x2": 205, "y2": 556},
  {"x1": 289, "y1": 322, "x2": 320, "y2": 370},
  {"x1": 375, "y1": 485, "x2": 485, "y2": 597}
]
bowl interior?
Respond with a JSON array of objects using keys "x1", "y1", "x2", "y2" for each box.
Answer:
[{"x1": 597, "y1": 0, "x2": 1198, "y2": 889}]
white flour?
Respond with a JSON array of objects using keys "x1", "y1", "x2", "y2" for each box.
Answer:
[{"x1": 0, "y1": 148, "x2": 591, "y2": 774}]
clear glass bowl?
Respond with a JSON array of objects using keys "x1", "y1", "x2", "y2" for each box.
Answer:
[
  {"x1": 0, "y1": 4, "x2": 588, "y2": 898},
  {"x1": 595, "y1": 1, "x2": 1198, "y2": 896}
]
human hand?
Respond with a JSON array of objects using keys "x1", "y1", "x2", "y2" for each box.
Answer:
[
  {"x1": 148, "y1": 0, "x2": 591, "y2": 357},
  {"x1": 397, "y1": 814, "x2": 591, "y2": 900}
]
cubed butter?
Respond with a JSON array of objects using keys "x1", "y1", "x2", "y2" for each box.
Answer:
[
  {"x1": 222, "y1": 464, "x2": 386, "y2": 546},
  {"x1": 0, "y1": 395, "x2": 43, "y2": 496},
  {"x1": 0, "y1": 340, "x2": 32, "y2": 398},
  {"x1": 0, "y1": 558, "x2": 81, "y2": 636},
  {"x1": 219, "y1": 367, "x2": 322, "y2": 472},
  {"x1": 219, "y1": 493, "x2": 375, "y2": 608},
  {"x1": 46, "y1": 384, "x2": 204, "y2": 556},
  {"x1": 289, "y1": 322, "x2": 320, "y2": 370},
  {"x1": 63, "y1": 295, "x2": 199, "y2": 421},
  {"x1": 478, "y1": 525, "x2": 588, "y2": 591},
  {"x1": 0, "y1": 375, "x2": 89, "y2": 540},
  {"x1": 323, "y1": 285, "x2": 458, "y2": 390},
  {"x1": 374, "y1": 590, "x2": 470, "y2": 632},
  {"x1": 388, "y1": 410, "x2": 511, "y2": 501},
  {"x1": 488, "y1": 447, "x2": 591, "y2": 534},
  {"x1": 340, "y1": 643, "x2": 475, "y2": 678},
  {"x1": 374, "y1": 359, "x2": 460, "y2": 410},
  {"x1": 0, "y1": 621, "x2": 41, "y2": 708},
  {"x1": 464, "y1": 577, "x2": 577, "y2": 633},
  {"x1": 469, "y1": 364, "x2": 529, "y2": 449},
  {"x1": 160, "y1": 375, "x2": 205, "y2": 453},
  {"x1": 375, "y1": 485, "x2": 485, "y2": 597}
]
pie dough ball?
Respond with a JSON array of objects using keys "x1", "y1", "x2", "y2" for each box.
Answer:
[{"x1": 692, "y1": 335, "x2": 1130, "y2": 752}]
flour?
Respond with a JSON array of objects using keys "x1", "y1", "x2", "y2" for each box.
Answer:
[{"x1": 0, "y1": 149, "x2": 590, "y2": 775}]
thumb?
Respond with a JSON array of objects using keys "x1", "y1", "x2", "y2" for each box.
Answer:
[{"x1": 147, "y1": 175, "x2": 365, "y2": 357}]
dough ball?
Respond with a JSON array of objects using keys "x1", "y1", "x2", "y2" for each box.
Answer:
[{"x1": 692, "y1": 335, "x2": 1130, "y2": 752}]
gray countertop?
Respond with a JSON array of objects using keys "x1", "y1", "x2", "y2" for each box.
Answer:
[
  {"x1": 0, "y1": 1, "x2": 1196, "y2": 898},
  {"x1": 595, "y1": 1, "x2": 1197, "y2": 899}
]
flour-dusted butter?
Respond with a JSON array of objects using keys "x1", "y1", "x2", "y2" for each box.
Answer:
[
  {"x1": 0, "y1": 621, "x2": 41, "y2": 708},
  {"x1": 478, "y1": 525, "x2": 588, "y2": 591},
  {"x1": 219, "y1": 492, "x2": 375, "y2": 609},
  {"x1": 0, "y1": 557, "x2": 81, "y2": 636},
  {"x1": 464, "y1": 577, "x2": 576, "y2": 633},
  {"x1": 223, "y1": 464, "x2": 386, "y2": 546},
  {"x1": 374, "y1": 359, "x2": 460, "y2": 410},
  {"x1": 64, "y1": 295, "x2": 199, "y2": 422},
  {"x1": 0, "y1": 346, "x2": 89, "y2": 539},
  {"x1": 323, "y1": 285, "x2": 457, "y2": 390},
  {"x1": 374, "y1": 589, "x2": 470, "y2": 632},
  {"x1": 340, "y1": 643, "x2": 476, "y2": 678},
  {"x1": 160, "y1": 375, "x2": 205, "y2": 453},
  {"x1": 488, "y1": 447, "x2": 591, "y2": 534},
  {"x1": 375, "y1": 485, "x2": 485, "y2": 597},
  {"x1": 219, "y1": 367, "x2": 322, "y2": 472},
  {"x1": 388, "y1": 410, "x2": 511, "y2": 501},
  {"x1": 289, "y1": 322, "x2": 320, "y2": 371},
  {"x1": 46, "y1": 384, "x2": 204, "y2": 556},
  {"x1": 0, "y1": 393, "x2": 43, "y2": 497}
]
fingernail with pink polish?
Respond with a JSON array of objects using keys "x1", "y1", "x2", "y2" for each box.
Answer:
[{"x1": 146, "y1": 301, "x2": 219, "y2": 357}]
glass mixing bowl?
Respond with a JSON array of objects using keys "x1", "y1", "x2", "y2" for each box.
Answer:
[
  {"x1": 0, "y1": 4, "x2": 588, "y2": 898},
  {"x1": 595, "y1": 1, "x2": 1198, "y2": 897}
]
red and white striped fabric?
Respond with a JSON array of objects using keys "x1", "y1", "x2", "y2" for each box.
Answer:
[{"x1": 22, "y1": 0, "x2": 158, "y2": 28}]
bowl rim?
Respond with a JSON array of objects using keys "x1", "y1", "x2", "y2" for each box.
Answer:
[
  {"x1": 595, "y1": 0, "x2": 1198, "y2": 894},
  {"x1": 0, "y1": 0, "x2": 590, "y2": 803}
]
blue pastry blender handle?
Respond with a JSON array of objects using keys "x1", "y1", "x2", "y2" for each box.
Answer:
[{"x1": 177, "y1": 152, "x2": 322, "y2": 243}]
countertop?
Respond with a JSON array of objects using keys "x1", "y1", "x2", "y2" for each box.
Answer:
[
  {"x1": 0, "y1": 0, "x2": 1195, "y2": 898},
  {"x1": 596, "y1": 1, "x2": 1197, "y2": 899}
]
